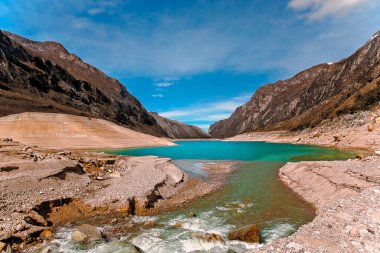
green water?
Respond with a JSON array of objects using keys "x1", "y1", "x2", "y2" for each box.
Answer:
[
  {"x1": 46, "y1": 141, "x2": 353, "y2": 253},
  {"x1": 106, "y1": 140, "x2": 351, "y2": 162}
]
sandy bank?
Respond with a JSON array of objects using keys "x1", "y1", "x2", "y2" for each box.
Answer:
[
  {"x1": 254, "y1": 156, "x2": 380, "y2": 252},
  {"x1": 0, "y1": 112, "x2": 174, "y2": 149}
]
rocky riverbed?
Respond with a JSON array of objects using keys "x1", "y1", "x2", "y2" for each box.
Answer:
[{"x1": 0, "y1": 139, "x2": 231, "y2": 252}]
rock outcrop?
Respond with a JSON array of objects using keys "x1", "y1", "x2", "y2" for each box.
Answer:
[
  {"x1": 150, "y1": 112, "x2": 210, "y2": 139},
  {"x1": 210, "y1": 31, "x2": 380, "y2": 137}
]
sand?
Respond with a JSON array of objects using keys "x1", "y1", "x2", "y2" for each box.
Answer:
[{"x1": 0, "y1": 112, "x2": 174, "y2": 149}]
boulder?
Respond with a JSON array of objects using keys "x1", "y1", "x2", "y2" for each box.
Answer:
[
  {"x1": 143, "y1": 220, "x2": 155, "y2": 228},
  {"x1": 0, "y1": 242, "x2": 6, "y2": 252},
  {"x1": 71, "y1": 224, "x2": 102, "y2": 242},
  {"x1": 194, "y1": 233, "x2": 224, "y2": 243},
  {"x1": 368, "y1": 124, "x2": 374, "y2": 132},
  {"x1": 40, "y1": 229, "x2": 53, "y2": 239},
  {"x1": 375, "y1": 117, "x2": 380, "y2": 124},
  {"x1": 228, "y1": 224, "x2": 260, "y2": 243},
  {"x1": 356, "y1": 154, "x2": 365, "y2": 160}
]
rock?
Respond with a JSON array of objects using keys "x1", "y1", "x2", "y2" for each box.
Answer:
[
  {"x1": 0, "y1": 242, "x2": 6, "y2": 252},
  {"x1": 195, "y1": 233, "x2": 224, "y2": 243},
  {"x1": 40, "y1": 244, "x2": 59, "y2": 253},
  {"x1": 238, "y1": 203, "x2": 246, "y2": 208},
  {"x1": 123, "y1": 243, "x2": 145, "y2": 253},
  {"x1": 26, "y1": 211, "x2": 48, "y2": 226},
  {"x1": 375, "y1": 117, "x2": 380, "y2": 124},
  {"x1": 109, "y1": 171, "x2": 121, "y2": 178},
  {"x1": 71, "y1": 224, "x2": 102, "y2": 242},
  {"x1": 71, "y1": 230, "x2": 87, "y2": 242},
  {"x1": 228, "y1": 224, "x2": 260, "y2": 243},
  {"x1": 188, "y1": 212, "x2": 197, "y2": 218},
  {"x1": 2, "y1": 245, "x2": 12, "y2": 253},
  {"x1": 174, "y1": 222, "x2": 183, "y2": 228},
  {"x1": 40, "y1": 229, "x2": 53, "y2": 239},
  {"x1": 368, "y1": 124, "x2": 375, "y2": 132},
  {"x1": 356, "y1": 154, "x2": 365, "y2": 160},
  {"x1": 143, "y1": 220, "x2": 155, "y2": 228},
  {"x1": 375, "y1": 151, "x2": 380, "y2": 155},
  {"x1": 333, "y1": 135, "x2": 341, "y2": 142}
]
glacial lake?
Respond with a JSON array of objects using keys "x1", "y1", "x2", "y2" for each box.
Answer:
[{"x1": 52, "y1": 141, "x2": 354, "y2": 253}]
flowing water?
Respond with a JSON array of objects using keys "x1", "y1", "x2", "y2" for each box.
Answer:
[{"x1": 33, "y1": 141, "x2": 353, "y2": 253}]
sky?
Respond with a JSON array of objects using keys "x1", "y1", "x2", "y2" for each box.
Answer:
[{"x1": 1, "y1": 0, "x2": 380, "y2": 131}]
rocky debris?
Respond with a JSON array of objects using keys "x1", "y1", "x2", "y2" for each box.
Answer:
[
  {"x1": 0, "y1": 140, "x2": 188, "y2": 250},
  {"x1": 71, "y1": 224, "x2": 103, "y2": 242},
  {"x1": 228, "y1": 224, "x2": 260, "y2": 243}
]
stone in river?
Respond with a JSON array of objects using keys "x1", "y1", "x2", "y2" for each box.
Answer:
[
  {"x1": 71, "y1": 224, "x2": 102, "y2": 242},
  {"x1": 228, "y1": 224, "x2": 260, "y2": 243}
]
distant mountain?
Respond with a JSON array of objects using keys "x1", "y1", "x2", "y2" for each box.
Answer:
[
  {"x1": 150, "y1": 112, "x2": 210, "y2": 139},
  {"x1": 0, "y1": 30, "x2": 204, "y2": 138},
  {"x1": 209, "y1": 31, "x2": 380, "y2": 138}
]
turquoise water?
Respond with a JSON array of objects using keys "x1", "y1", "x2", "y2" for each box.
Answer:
[
  {"x1": 107, "y1": 140, "x2": 352, "y2": 162},
  {"x1": 43, "y1": 141, "x2": 353, "y2": 253}
]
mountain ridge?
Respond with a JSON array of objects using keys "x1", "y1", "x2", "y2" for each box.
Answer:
[
  {"x1": 0, "y1": 30, "x2": 205, "y2": 139},
  {"x1": 209, "y1": 31, "x2": 380, "y2": 138}
]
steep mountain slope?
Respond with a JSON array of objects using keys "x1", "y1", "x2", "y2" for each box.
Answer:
[
  {"x1": 0, "y1": 30, "x2": 166, "y2": 137},
  {"x1": 150, "y1": 112, "x2": 210, "y2": 139},
  {"x1": 0, "y1": 30, "x2": 205, "y2": 139},
  {"x1": 209, "y1": 31, "x2": 380, "y2": 138}
]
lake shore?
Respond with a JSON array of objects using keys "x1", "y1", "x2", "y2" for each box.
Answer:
[
  {"x1": 0, "y1": 139, "x2": 234, "y2": 251},
  {"x1": 237, "y1": 111, "x2": 380, "y2": 252}
]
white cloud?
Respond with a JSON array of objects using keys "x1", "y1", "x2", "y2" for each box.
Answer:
[
  {"x1": 288, "y1": 0, "x2": 375, "y2": 20},
  {"x1": 152, "y1": 94, "x2": 164, "y2": 98},
  {"x1": 154, "y1": 82, "x2": 174, "y2": 87},
  {"x1": 158, "y1": 94, "x2": 251, "y2": 130}
]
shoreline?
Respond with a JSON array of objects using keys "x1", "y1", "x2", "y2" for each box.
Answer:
[
  {"x1": 255, "y1": 156, "x2": 380, "y2": 252},
  {"x1": 0, "y1": 139, "x2": 235, "y2": 252},
  {"x1": 1, "y1": 120, "x2": 379, "y2": 252}
]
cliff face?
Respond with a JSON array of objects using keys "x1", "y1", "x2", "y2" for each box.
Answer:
[
  {"x1": 150, "y1": 112, "x2": 210, "y2": 139},
  {"x1": 209, "y1": 31, "x2": 380, "y2": 138},
  {"x1": 0, "y1": 30, "x2": 206, "y2": 139}
]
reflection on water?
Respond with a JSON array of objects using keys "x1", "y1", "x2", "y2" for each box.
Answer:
[{"x1": 28, "y1": 141, "x2": 353, "y2": 252}]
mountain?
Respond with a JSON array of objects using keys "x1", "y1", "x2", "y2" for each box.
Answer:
[
  {"x1": 209, "y1": 31, "x2": 380, "y2": 138},
  {"x1": 150, "y1": 112, "x2": 210, "y2": 139},
  {"x1": 0, "y1": 30, "x2": 205, "y2": 139}
]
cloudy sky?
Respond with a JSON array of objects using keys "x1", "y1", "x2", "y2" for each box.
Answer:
[{"x1": 1, "y1": 0, "x2": 379, "y2": 130}]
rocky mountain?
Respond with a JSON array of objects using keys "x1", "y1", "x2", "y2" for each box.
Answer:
[
  {"x1": 150, "y1": 112, "x2": 210, "y2": 139},
  {"x1": 209, "y1": 31, "x2": 380, "y2": 138},
  {"x1": 0, "y1": 30, "x2": 203, "y2": 138}
]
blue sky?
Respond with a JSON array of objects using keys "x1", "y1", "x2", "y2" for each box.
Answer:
[{"x1": 1, "y1": 0, "x2": 380, "y2": 130}]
